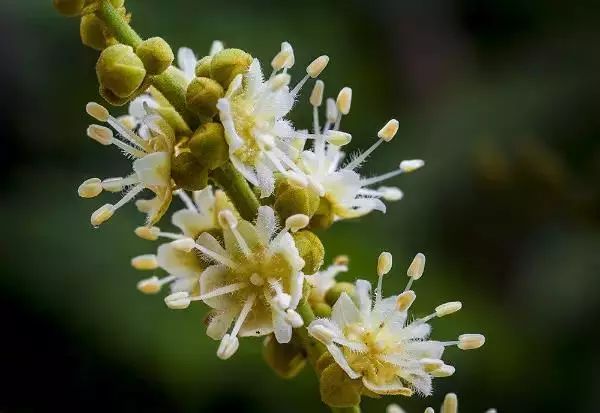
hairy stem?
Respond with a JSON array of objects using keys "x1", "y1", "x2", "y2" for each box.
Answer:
[{"x1": 210, "y1": 162, "x2": 260, "y2": 221}]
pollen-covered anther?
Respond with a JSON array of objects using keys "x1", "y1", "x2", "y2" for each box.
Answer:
[
  {"x1": 399, "y1": 159, "x2": 425, "y2": 173},
  {"x1": 431, "y1": 364, "x2": 455, "y2": 377},
  {"x1": 85, "y1": 102, "x2": 109, "y2": 122},
  {"x1": 135, "y1": 226, "x2": 160, "y2": 241},
  {"x1": 217, "y1": 333, "x2": 240, "y2": 360},
  {"x1": 137, "y1": 276, "x2": 162, "y2": 294},
  {"x1": 435, "y1": 301, "x2": 462, "y2": 317},
  {"x1": 131, "y1": 254, "x2": 159, "y2": 270},
  {"x1": 395, "y1": 290, "x2": 416, "y2": 311},
  {"x1": 218, "y1": 210, "x2": 238, "y2": 229},
  {"x1": 407, "y1": 252, "x2": 426, "y2": 279},
  {"x1": 307, "y1": 324, "x2": 335, "y2": 345},
  {"x1": 91, "y1": 203, "x2": 114, "y2": 226},
  {"x1": 458, "y1": 333, "x2": 486, "y2": 350},
  {"x1": 310, "y1": 80, "x2": 324, "y2": 107},
  {"x1": 378, "y1": 186, "x2": 404, "y2": 201},
  {"x1": 87, "y1": 124, "x2": 113, "y2": 145},
  {"x1": 285, "y1": 309, "x2": 304, "y2": 328},
  {"x1": 421, "y1": 358, "x2": 445, "y2": 372},
  {"x1": 78, "y1": 178, "x2": 103, "y2": 198},
  {"x1": 271, "y1": 48, "x2": 293, "y2": 71},
  {"x1": 285, "y1": 214, "x2": 310, "y2": 232},
  {"x1": 442, "y1": 393, "x2": 458, "y2": 413},
  {"x1": 377, "y1": 119, "x2": 399, "y2": 142},
  {"x1": 268, "y1": 73, "x2": 291, "y2": 91},
  {"x1": 171, "y1": 237, "x2": 196, "y2": 252},
  {"x1": 306, "y1": 55, "x2": 329, "y2": 78},
  {"x1": 377, "y1": 251, "x2": 393, "y2": 277},
  {"x1": 336, "y1": 87, "x2": 352, "y2": 115},
  {"x1": 164, "y1": 291, "x2": 191, "y2": 309},
  {"x1": 325, "y1": 131, "x2": 352, "y2": 146}
]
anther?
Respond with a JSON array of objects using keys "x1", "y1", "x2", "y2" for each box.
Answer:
[
  {"x1": 137, "y1": 276, "x2": 162, "y2": 294},
  {"x1": 399, "y1": 159, "x2": 425, "y2": 173},
  {"x1": 135, "y1": 226, "x2": 160, "y2": 241},
  {"x1": 86, "y1": 102, "x2": 109, "y2": 122},
  {"x1": 310, "y1": 80, "x2": 324, "y2": 107},
  {"x1": 308, "y1": 324, "x2": 335, "y2": 345},
  {"x1": 435, "y1": 301, "x2": 462, "y2": 317},
  {"x1": 217, "y1": 333, "x2": 240, "y2": 360},
  {"x1": 407, "y1": 253, "x2": 426, "y2": 279},
  {"x1": 377, "y1": 119, "x2": 399, "y2": 142},
  {"x1": 164, "y1": 292, "x2": 191, "y2": 310},
  {"x1": 285, "y1": 309, "x2": 304, "y2": 328},
  {"x1": 218, "y1": 210, "x2": 238, "y2": 229},
  {"x1": 458, "y1": 334, "x2": 485, "y2": 350},
  {"x1": 378, "y1": 186, "x2": 404, "y2": 201},
  {"x1": 336, "y1": 87, "x2": 352, "y2": 115},
  {"x1": 431, "y1": 364, "x2": 455, "y2": 377},
  {"x1": 131, "y1": 254, "x2": 158, "y2": 270},
  {"x1": 396, "y1": 290, "x2": 416, "y2": 311},
  {"x1": 306, "y1": 55, "x2": 329, "y2": 78},
  {"x1": 377, "y1": 252, "x2": 393, "y2": 277},
  {"x1": 325, "y1": 130, "x2": 352, "y2": 146},
  {"x1": 78, "y1": 178, "x2": 102, "y2": 198},
  {"x1": 91, "y1": 204, "x2": 114, "y2": 226},
  {"x1": 442, "y1": 393, "x2": 458, "y2": 413},
  {"x1": 87, "y1": 124, "x2": 113, "y2": 145},
  {"x1": 285, "y1": 214, "x2": 310, "y2": 232}
]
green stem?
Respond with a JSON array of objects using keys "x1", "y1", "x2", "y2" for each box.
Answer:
[
  {"x1": 210, "y1": 162, "x2": 260, "y2": 221},
  {"x1": 95, "y1": 0, "x2": 197, "y2": 127}
]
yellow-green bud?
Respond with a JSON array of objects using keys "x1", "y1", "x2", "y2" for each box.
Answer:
[
  {"x1": 210, "y1": 48, "x2": 252, "y2": 88},
  {"x1": 274, "y1": 179, "x2": 320, "y2": 221},
  {"x1": 80, "y1": 14, "x2": 111, "y2": 51},
  {"x1": 195, "y1": 56, "x2": 212, "y2": 78},
  {"x1": 320, "y1": 363, "x2": 362, "y2": 408},
  {"x1": 171, "y1": 152, "x2": 209, "y2": 191},
  {"x1": 312, "y1": 302, "x2": 332, "y2": 318},
  {"x1": 310, "y1": 197, "x2": 335, "y2": 229},
  {"x1": 189, "y1": 122, "x2": 228, "y2": 170},
  {"x1": 136, "y1": 37, "x2": 174, "y2": 75},
  {"x1": 99, "y1": 86, "x2": 130, "y2": 106},
  {"x1": 83, "y1": 0, "x2": 124, "y2": 7},
  {"x1": 262, "y1": 335, "x2": 306, "y2": 379},
  {"x1": 292, "y1": 230, "x2": 324, "y2": 275},
  {"x1": 96, "y1": 44, "x2": 146, "y2": 99},
  {"x1": 325, "y1": 282, "x2": 356, "y2": 307},
  {"x1": 53, "y1": 0, "x2": 84, "y2": 16},
  {"x1": 185, "y1": 77, "x2": 224, "y2": 119}
]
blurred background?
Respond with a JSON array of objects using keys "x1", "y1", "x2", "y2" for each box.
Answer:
[{"x1": 2, "y1": 0, "x2": 599, "y2": 411}]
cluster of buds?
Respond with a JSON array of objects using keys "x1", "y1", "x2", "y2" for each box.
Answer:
[{"x1": 56, "y1": 1, "x2": 488, "y2": 411}]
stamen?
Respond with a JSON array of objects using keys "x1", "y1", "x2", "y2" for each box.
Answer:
[
  {"x1": 193, "y1": 241, "x2": 237, "y2": 268},
  {"x1": 135, "y1": 226, "x2": 161, "y2": 240},
  {"x1": 310, "y1": 80, "x2": 324, "y2": 107},
  {"x1": 308, "y1": 324, "x2": 335, "y2": 345},
  {"x1": 325, "y1": 98, "x2": 338, "y2": 127},
  {"x1": 193, "y1": 282, "x2": 248, "y2": 301},
  {"x1": 405, "y1": 253, "x2": 426, "y2": 291},
  {"x1": 420, "y1": 358, "x2": 444, "y2": 372},
  {"x1": 395, "y1": 290, "x2": 416, "y2": 311},
  {"x1": 175, "y1": 189, "x2": 198, "y2": 212},
  {"x1": 377, "y1": 186, "x2": 404, "y2": 201},
  {"x1": 431, "y1": 364, "x2": 455, "y2": 377},
  {"x1": 375, "y1": 251, "x2": 392, "y2": 303},
  {"x1": 219, "y1": 210, "x2": 252, "y2": 257},
  {"x1": 399, "y1": 159, "x2": 425, "y2": 172},
  {"x1": 217, "y1": 333, "x2": 239, "y2": 360},
  {"x1": 360, "y1": 167, "x2": 407, "y2": 186},
  {"x1": 164, "y1": 292, "x2": 191, "y2": 309},
  {"x1": 435, "y1": 301, "x2": 462, "y2": 317},
  {"x1": 325, "y1": 130, "x2": 352, "y2": 146},
  {"x1": 343, "y1": 138, "x2": 384, "y2": 171},
  {"x1": 136, "y1": 275, "x2": 175, "y2": 294},
  {"x1": 87, "y1": 124, "x2": 113, "y2": 145},
  {"x1": 112, "y1": 184, "x2": 145, "y2": 211},
  {"x1": 101, "y1": 175, "x2": 139, "y2": 192},
  {"x1": 377, "y1": 119, "x2": 399, "y2": 142},
  {"x1": 285, "y1": 214, "x2": 310, "y2": 232},
  {"x1": 306, "y1": 55, "x2": 329, "y2": 78},
  {"x1": 285, "y1": 309, "x2": 304, "y2": 328},
  {"x1": 230, "y1": 293, "x2": 257, "y2": 337},
  {"x1": 336, "y1": 87, "x2": 352, "y2": 116},
  {"x1": 78, "y1": 178, "x2": 102, "y2": 198},
  {"x1": 91, "y1": 203, "x2": 114, "y2": 226},
  {"x1": 442, "y1": 393, "x2": 458, "y2": 413},
  {"x1": 131, "y1": 254, "x2": 158, "y2": 270},
  {"x1": 268, "y1": 73, "x2": 291, "y2": 91},
  {"x1": 86, "y1": 102, "x2": 109, "y2": 122},
  {"x1": 457, "y1": 334, "x2": 485, "y2": 350}
]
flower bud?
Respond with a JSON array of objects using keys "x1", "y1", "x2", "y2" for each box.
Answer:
[
  {"x1": 209, "y1": 48, "x2": 253, "y2": 88},
  {"x1": 53, "y1": 0, "x2": 84, "y2": 16},
  {"x1": 189, "y1": 122, "x2": 228, "y2": 170},
  {"x1": 292, "y1": 230, "x2": 324, "y2": 275},
  {"x1": 263, "y1": 335, "x2": 307, "y2": 379},
  {"x1": 274, "y1": 178, "x2": 320, "y2": 222},
  {"x1": 136, "y1": 37, "x2": 174, "y2": 75},
  {"x1": 325, "y1": 283, "x2": 356, "y2": 307},
  {"x1": 312, "y1": 302, "x2": 332, "y2": 318},
  {"x1": 96, "y1": 44, "x2": 146, "y2": 99},
  {"x1": 80, "y1": 14, "x2": 112, "y2": 50},
  {"x1": 195, "y1": 56, "x2": 212, "y2": 78},
  {"x1": 185, "y1": 77, "x2": 224, "y2": 118},
  {"x1": 319, "y1": 363, "x2": 362, "y2": 408},
  {"x1": 171, "y1": 152, "x2": 209, "y2": 191},
  {"x1": 310, "y1": 197, "x2": 334, "y2": 229}
]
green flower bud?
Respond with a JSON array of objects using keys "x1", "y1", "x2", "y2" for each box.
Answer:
[
  {"x1": 310, "y1": 196, "x2": 335, "y2": 229},
  {"x1": 171, "y1": 152, "x2": 209, "y2": 191},
  {"x1": 96, "y1": 44, "x2": 146, "y2": 99},
  {"x1": 136, "y1": 37, "x2": 174, "y2": 75},
  {"x1": 274, "y1": 179, "x2": 320, "y2": 221},
  {"x1": 210, "y1": 48, "x2": 252, "y2": 88},
  {"x1": 320, "y1": 363, "x2": 362, "y2": 408},
  {"x1": 262, "y1": 335, "x2": 306, "y2": 379},
  {"x1": 325, "y1": 282, "x2": 356, "y2": 307},
  {"x1": 99, "y1": 86, "x2": 130, "y2": 106},
  {"x1": 189, "y1": 122, "x2": 228, "y2": 170},
  {"x1": 195, "y1": 56, "x2": 212, "y2": 78},
  {"x1": 312, "y1": 302, "x2": 332, "y2": 318},
  {"x1": 292, "y1": 230, "x2": 324, "y2": 275},
  {"x1": 83, "y1": 0, "x2": 124, "y2": 7},
  {"x1": 186, "y1": 77, "x2": 224, "y2": 119},
  {"x1": 53, "y1": 0, "x2": 84, "y2": 16},
  {"x1": 80, "y1": 14, "x2": 111, "y2": 51}
]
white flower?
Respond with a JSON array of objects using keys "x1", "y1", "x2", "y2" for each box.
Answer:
[
  {"x1": 308, "y1": 252, "x2": 485, "y2": 396},
  {"x1": 163, "y1": 206, "x2": 309, "y2": 359},
  {"x1": 306, "y1": 255, "x2": 349, "y2": 302},
  {"x1": 79, "y1": 102, "x2": 175, "y2": 226},
  {"x1": 132, "y1": 186, "x2": 226, "y2": 295},
  {"x1": 217, "y1": 42, "x2": 329, "y2": 198},
  {"x1": 387, "y1": 393, "x2": 497, "y2": 413},
  {"x1": 296, "y1": 83, "x2": 423, "y2": 220}
]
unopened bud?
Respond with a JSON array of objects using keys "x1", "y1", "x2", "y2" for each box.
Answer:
[
  {"x1": 195, "y1": 55, "x2": 212, "y2": 78},
  {"x1": 210, "y1": 48, "x2": 253, "y2": 88},
  {"x1": 131, "y1": 254, "x2": 158, "y2": 270},
  {"x1": 136, "y1": 37, "x2": 174, "y2": 75},
  {"x1": 325, "y1": 283, "x2": 355, "y2": 307},
  {"x1": 78, "y1": 178, "x2": 102, "y2": 198},
  {"x1": 53, "y1": 0, "x2": 84, "y2": 16},
  {"x1": 164, "y1": 291, "x2": 191, "y2": 309},
  {"x1": 399, "y1": 159, "x2": 425, "y2": 173},
  {"x1": 80, "y1": 14, "x2": 111, "y2": 51},
  {"x1": 96, "y1": 44, "x2": 146, "y2": 99},
  {"x1": 292, "y1": 230, "x2": 324, "y2": 275},
  {"x1": 435, "y1": 301, "x2": 462, "y2": 317},
  {"x1": 325, "y1": 131, "x2": 352, "y2": 146},
  {"x1": 171, "y1": 152, "x2": 209, "y2": 191},
  {"x1": 87, "y1": 124, "x2": 113, "y2": 145},
  {"x1": 136, "y1": 276, "x2": 162, "y2": 294},
  {"x1": 189, "y1": 122, "x2": 229, "y2": 170},
  {"x1": 186, "y1": 77, "x2": 224, "y2": 118},
  {"x1": 217, "y1": 333, "x2": 240, "y2": 359},
  {"x1": 396, "y1": 290, "x2": 416, "y2": 311},
  {"x1": 310, "y1": 80, "x2": 324, "y2": 107},
  {"x1": 458, "y1": 334, "x2": 485, "y2": 350},
  {"x1": 135, "y1": 226, "x2": 160, "y2": 241},
  {"x1": 377, "y1": 119, "x2": 399, "y2": 141},
  {"x1": 91, "y1": 203, "x2": 114, "y2": 226},
  {"x1": 407, "y1": 253, "x2": 426, "y2": 279},
  {"x1": 336, "y1": 87, "x2": 352, "y2": 115},
  {"x1": 377, "y1": 252, "x2": 393, "y2": 277}
]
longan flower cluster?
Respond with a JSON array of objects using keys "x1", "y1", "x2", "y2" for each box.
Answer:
[{"x1": 56, "y1": 1, "x2": 487, "y2": 411}]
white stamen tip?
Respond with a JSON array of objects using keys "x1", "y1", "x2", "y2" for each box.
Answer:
[
  {"x1": 217, "y1": 333, "x2": 240, "y2": 360},
  {"x1": 378, "y1": 186, "x2": 404, "y2": 201},
  {"x1": 131, "y1": 254, "x2": 158, "y2": 270},
  {"x1": 377, "y1": 251, "x2": 393, "y2": 276},
  {"x1": 285, "y1": 214, "x2": 310, "y2": 232},
  {"x1": 285, "y1": 309, "x2": 304, "y2": 328},
  {"x1": 396, "y1": 290, "x2": 416, "y2": 311},
  {"x1": 424, "y1": 408, "x2": 434, "y2": 413},
  {"x1": 336, "y1": 87, "x2": 352, "y2": 115},
  {"x1": 86, "y1": 102, "x2": 109, "y2": 122},
  {"x1": 308, "y1": 324, "x2": 335, "y2": 345},
  {"x1": 386, "y1": 404, "x2": 406, "y2": 413},
  {"x1": 458, "y1": 334, "x2": 486, "y2": 350},
  {"x1": 377, "y1": 119, "x2": 399, "y2": 141},
  {"x1": 435, "y1": 301, "x2": 462, "y2": 317},
  {"x1": 164, "y1": 291, "x2": 191, "y2": 310},
  {"x1": 399, "y1": 159, "x2": 425, "y2": 173},
  {"x1": 442, "y1": 393, "x2": 458, "y2": 413},
  {"x1": 326, "y1": 98, "x2": 338, "y2": 123},
  {"x1": 78, "y1": 178, "x2": 103, "y2": 198},
  {"x1": 87, "y1": 124, "x2": 113, "y2": 145},
  {"x1": 135, "y1": 226, "x2": 160, "y2": 241},
  {"x1": 271, "y1": 49, "x2": 293, "y2": 71},
  {"x1": 280, "y1": 42, "x2": 295, "y2": 68},
  {"x1": 407, "y1": 253, "x2": 426, "y2": 279},
  {"x1": 306, "y1": 55, "x2": 329, "y2": 78},
  {"x1": 171, "y1": 238, "x2": 196, "y2": 252},
  {"x1": 91, "y1": 203, "x2": 114, "y2": 226},
  {"x1": 431, "y1": 364, "x2": 455, "y2": 377},
  {"x1": 310, "y1": 80, "x2": 324, "y2": 107},
  {"x1": 136, "y1": 276, "x2": 162, "y2": 294},
  {"x1": 218, "y1": 210, "x2": 238, "y2": 229},
  {"x1": 325, "y1": 130, "x2": 352, "y2": 146},
  {"x1": 421, "y1": 358, "x2": 445, "y2": 372},
  {"x1": 269, "y1": 73, "x2": 291, "y2": 91},
  {"x1": 209, "y1": 40, "x2": 224, "y2": 56},
  {"x1": 101, "y1": 177, "x2": 125, "y2": 192}
]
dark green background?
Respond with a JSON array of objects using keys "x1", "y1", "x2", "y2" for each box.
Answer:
[{"x1": 2, "y1": 1, "x2": 599, "y2": 412}]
